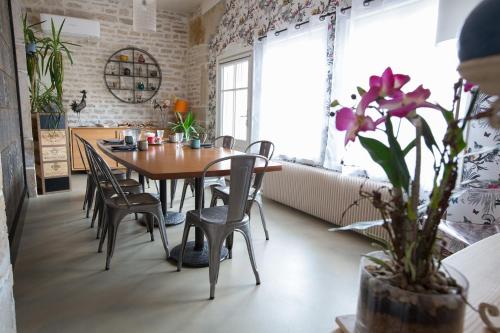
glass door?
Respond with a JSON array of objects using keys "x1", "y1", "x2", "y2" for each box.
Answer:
[{"x1": 218, "y1": 56, "x2": 251, "y2": 151}]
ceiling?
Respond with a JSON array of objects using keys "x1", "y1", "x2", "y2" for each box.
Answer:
[{"x1": 157, "y1": 0, "x2": 217, "y2": 14}]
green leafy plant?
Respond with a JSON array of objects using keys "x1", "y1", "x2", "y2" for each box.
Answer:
[
  {"x1": 40, "y1": 19, "x2": 79, "y2": 105},
  {"x1": 23, "y1": 14, "x2": 44, "y2": 112},
  {"x1": 169, "y1": 112, "x2": 203, "y2": 141},
  {"x1": 330, "y1": 67, "x2": 497, "y2": 293}
]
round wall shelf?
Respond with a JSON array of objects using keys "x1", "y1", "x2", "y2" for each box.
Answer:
[{"x1": 104, "y1": 47, "x2": 162, "y2": 104}]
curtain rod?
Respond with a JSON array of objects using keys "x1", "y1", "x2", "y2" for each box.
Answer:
[{"x1": 256, "y1": 0, "x2": 375, "y2": 41}]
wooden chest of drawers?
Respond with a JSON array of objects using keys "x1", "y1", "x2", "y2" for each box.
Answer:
[{"x1": 32, "y1": 114, "x2": 71, "y2": 194}]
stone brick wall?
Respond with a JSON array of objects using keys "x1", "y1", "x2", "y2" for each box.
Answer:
[
  {"x1": 12, "y1": 0, "x2": 36, "y2": 197},
  {"x1": 0, "y1": 0, "x2": 19, "y2": 330},
  {"x1": 22, "y1": 0, "x2": 190, "y2": 127},
  {"x1": 0, "y1": 155, "x2": 16, "y2": 333}
]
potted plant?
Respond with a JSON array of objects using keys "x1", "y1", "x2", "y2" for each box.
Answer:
[
  {"x1": 330, "y1": 67, "x2": 497, "y2": 333},
  {"x1": 168, "y1": 111, "x2": 203, "y2": 142}
]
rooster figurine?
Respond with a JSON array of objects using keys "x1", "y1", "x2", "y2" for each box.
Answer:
[{"x1": 70, "y1": 90, "x2": 87, "y2": 125}]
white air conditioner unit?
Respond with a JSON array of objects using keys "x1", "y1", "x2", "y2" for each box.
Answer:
[{"x1": 40, "y1": 13, "x2": 100, "y2": 39}]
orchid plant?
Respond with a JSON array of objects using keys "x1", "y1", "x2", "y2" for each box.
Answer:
[{"x1": 331, "y1": 67, "x2": 496, "y2": 292}]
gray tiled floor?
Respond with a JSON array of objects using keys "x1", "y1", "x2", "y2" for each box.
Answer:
[{"x1": 14, "y1": 174, "x2": 372, "y2": 333}]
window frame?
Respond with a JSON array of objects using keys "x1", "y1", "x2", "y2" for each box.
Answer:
[{"x1": 216, "y1": 46, "x2": 253, "y2": 146}]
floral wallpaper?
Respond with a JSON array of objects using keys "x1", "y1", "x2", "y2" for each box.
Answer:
[
  {"x1": 447, "y1": 94, "x2": 500, "y2": 225},
  {"x1": 206, "y1": 0, "x2": 346, "y2": 136}
]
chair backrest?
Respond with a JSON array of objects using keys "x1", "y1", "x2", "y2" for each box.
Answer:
[
  {"x1": 199, "y1": 154, "x2": 268, "y2": 223},
  {"x1": 80, "y1": 138, "x2": 131, "y2": 207},
  {"x1": 74, "y1": 134, "x2": 89, "y2": 172},
  {"x1": 213, "y1": 135, "x2": 235, "y2": 149},
  {"x1": 245, "y1": 140, "x2": 275, "y2": 190}
]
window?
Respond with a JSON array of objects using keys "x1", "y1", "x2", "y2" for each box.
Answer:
[
  {"x1": 252, "y1": 19, "x2": 330, "y2": 164},
  {"x1": 218, "y1": 57, "x2": 251, "y2": 142},
  {"x1": 326, "y1": 0, "x2": 460, "y2": 188}
]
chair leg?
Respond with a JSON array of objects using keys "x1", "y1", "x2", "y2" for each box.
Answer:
[
  {"x1": 210, "y1": 193, "x2": 218, "y2": 207},
  {"x1": 255, "y1": 200, "x2": 270, "y2": 240},
  {"x1": 86, "y1": 182, "x2": 96, "y2": 218},
  {"x1": 98, "y1": 208, "x2": 108, "y2": 253},
  {"x1": 105, "y1": 209, "x2": 127, "y2": 270},
  {"x1": 189, "y1": 182, "x2": 195, "y2": 197},
  {"x1": 91, "y1": 193, "x2": 100, "y2": 228},
  {"x1": 146, "y1": 214, "x2": 154, "y2": 242},
  {"x1": 126, "y1": 168, "x2": 132, "y2": 179},
  {"x1": 96, "y1": 197, "x2": 106, "y2": 239},
  {"x1": 83, "y1": 175, "x2": 90, "y2": 210},
  {"x1": 225, "y1": 232, "x2": 234, "y2": 259},
  {"x1": 177, "y1": 223, "x2": 191, "y2": 271},
  {"x1": 239, "y1": 225, "x2": 261, "y2": 285},
  {"x1": 207, "y1": 233, "x2": 223, "y2": 300},
  {"x1": 179, "y1": 181, "x2": 189, "y2": 212},
  {"x1": 153, "y1": 207, "x2": 169, "y2": 259}
]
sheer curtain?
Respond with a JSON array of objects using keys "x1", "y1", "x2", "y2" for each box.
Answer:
[
  {"x1": 325, "y1": 0, "x2": 460, "y2": 189},
  {"x1": 253, "y1": 19, "x2": 330, "y2": 165}
]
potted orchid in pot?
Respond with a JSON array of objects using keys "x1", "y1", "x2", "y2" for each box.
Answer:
[{"x1": 330, "y1": 67, "x2": 497, "y2": 333}]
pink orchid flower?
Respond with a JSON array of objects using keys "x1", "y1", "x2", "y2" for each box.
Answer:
[
  {"x1": 463, "y1": 81, "x2": 477, "y2": 92},
  {"x1": 336, "y1": 107, "x2": 385, "y2": 145},
  {"x1": 358, "y1": 67, "x2": 411, "y2": 114},
  {"x1": 377, "y1": 85, "x2": 438, "y2": 118}
]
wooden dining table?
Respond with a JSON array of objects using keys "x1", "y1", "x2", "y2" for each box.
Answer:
[{"x1": 98, "y1": 141, "x2": 282, "y2": 267}]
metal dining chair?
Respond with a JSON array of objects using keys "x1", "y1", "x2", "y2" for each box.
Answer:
[
  {"x1": 75, "y1": 134, "x2": 142, "y2": 235},
  {"x1": 74, "y1": 134, "x2": 126, "y2": 218},
  {"x1": 210, "y1": 140, "x2": 275, "y2": 240},
  {"x1": 177, "y1": 154, "x2": 269, "y2": 299},
  {"x1": 83, "y1": 141, "x2": 170, "y2": 270},
  {"x1": 177, "y1": 135, "x2": 235, "y2": 212}
]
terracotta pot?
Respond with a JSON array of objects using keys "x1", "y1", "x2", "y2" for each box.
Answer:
[{"x1": 354, "y1": 251, "x2": 468, "y2": 333}]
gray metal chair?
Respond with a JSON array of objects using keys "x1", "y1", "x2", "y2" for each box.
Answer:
[
  {"x1": 210, "y1": 140, "x2": 275, "y2": 240},
  {"x1": 83, "y1": 140, "x2": 170, "y2": 270},
  {"x1": 177, "y1": 154, "x2": 269, "y2": 299},
  {"x1": 74, "y1": 135, "x2": 126, "y2": 218},
  {"x1": 178, "y1": 135, "x2": 235, "y2": 212},
  {"x1": 75, "y1": 134, "x2": 142, "y2": 236}
]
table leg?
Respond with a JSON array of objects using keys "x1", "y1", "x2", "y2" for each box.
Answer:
[
  {"x1": 170, "y1": 179, "x2": 177, "y2": 208},
  {"x1": 169, "y1": 177, "x2": 228, "y2": 267}
]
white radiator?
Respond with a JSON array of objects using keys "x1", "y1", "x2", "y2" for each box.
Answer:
[{"x1": 262, "y1": 161, "x2": 390, "y2": 241}]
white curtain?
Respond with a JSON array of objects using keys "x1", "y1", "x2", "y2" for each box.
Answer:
[
  {"x1": 325, "y1": 0, "x2": 460, "y2": 189},
  {"x1": 252, "y1": 18, "x2": 330, "y2": 165}
]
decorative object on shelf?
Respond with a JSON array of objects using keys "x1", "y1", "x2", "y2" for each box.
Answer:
[
  {"x1": 137, "y1": 81, "x2": 145, "y2": 90},
  {"x1": 329, "y1": 67, "x2": 497, "y2": 333},
  {"x1": 149, "y1": 69, "x2": 157, "y2": 77},
  {"x1": 133, "y1": 0, "x2": 157, "y2": 33},
  {"x1": 70, "y1": 90, "x2": 87, "y2": 126},
  {"x1": 118, "y1": 54, "x2": 129, "y2": 62},
  {"x1": 104, "y1": 46, "x2": 162, "y2": 104}
]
